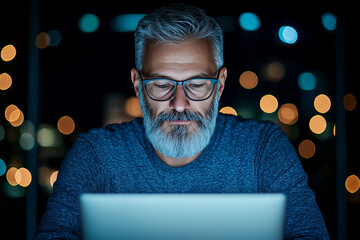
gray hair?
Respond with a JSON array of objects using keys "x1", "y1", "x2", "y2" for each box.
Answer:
[{"x1": 134, "y1": 3, "x2": 224, "y2": 71}]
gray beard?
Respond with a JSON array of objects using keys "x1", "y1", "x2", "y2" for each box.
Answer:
[{"x1": 139, "y1": 85, "x2": 219, "y2": 159}]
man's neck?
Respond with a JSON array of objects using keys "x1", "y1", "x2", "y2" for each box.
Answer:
[{"x1": 153, "y1": 148, "x2": 202, "y2": 167}]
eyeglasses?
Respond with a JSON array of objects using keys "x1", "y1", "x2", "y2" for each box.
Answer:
[{"x1": 139, "y1": 70, "x2": 219, "y2": 101}]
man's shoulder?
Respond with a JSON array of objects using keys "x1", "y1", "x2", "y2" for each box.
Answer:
[
  {"x1": 77, "y1": 118, "x2": 144, "y2": 144},
  {"x1": 217, "y1": 113, "x2": 280, "y2": 136}
]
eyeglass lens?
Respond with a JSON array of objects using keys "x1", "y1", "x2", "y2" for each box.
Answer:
[{"x1": 146, "y1": 79, "x2": 215, "y2": 101}]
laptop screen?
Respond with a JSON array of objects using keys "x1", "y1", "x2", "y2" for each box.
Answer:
[{"x1": 80, "y1": 193, "x2": 286, "y2": 240}]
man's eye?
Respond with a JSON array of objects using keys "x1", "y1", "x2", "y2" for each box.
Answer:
[
  {"x1": 155, "y1": 83, "x2": 172, "y2": 89},
  {"x1": 188, "y1": 82, "x2": 206, "y2": 89},
  {"x1": 189, "y1": 83, "x2": 204, "y2": 88}
]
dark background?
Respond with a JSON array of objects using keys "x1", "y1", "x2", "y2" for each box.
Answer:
[{"x1": 1, "y1": 0, "x2": 359, "y2": 239}]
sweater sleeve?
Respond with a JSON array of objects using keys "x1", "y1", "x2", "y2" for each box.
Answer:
[
  {"x1": 257, "y1": 123, "x2": 329, "y2": 240},
  {"x1": 33, "y1": 135, "x2": 103, "y2": 240}
]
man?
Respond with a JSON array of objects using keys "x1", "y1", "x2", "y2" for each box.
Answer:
[{"x1": 34, "y1": 3, "x2": 329, "y2": 239}]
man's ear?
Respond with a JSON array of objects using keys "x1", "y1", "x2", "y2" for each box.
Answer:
[
  {"x1": 131, "y1": 68, "x2": 140, "y2": 98},
  {"x1": 218, "y1": 67, "x2": 227, "y2": 99}
]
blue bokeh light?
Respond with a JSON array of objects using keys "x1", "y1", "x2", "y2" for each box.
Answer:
[
  {"x1": 112, "y1": 14, "x2": 146, "y2": 32},
  {"x1": 239, "y1": 12, "x2": 261, "y2": 31},
  {"x1": 79, "y1": 13, "x2": 100, "y2": 33},
  {"x1": 298, "y1": 72, "x2": 317, "y2": 91},
  {"x1": 322, "y1": 13, "x2": 337, "y2": 31},
  {"x1": 48, "y1": 29, "x2": 62, "y2": 47},
  {"x1": 278, "y1": 26, "x2": 298, "y2": 44},
  {"x1": 0, "y1": 158, "x2": 6, "y2": 176}
]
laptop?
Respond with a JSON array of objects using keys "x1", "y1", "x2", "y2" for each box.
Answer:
[{"x1": 80, "y1": 193, "x2": 286, "y2": 240}]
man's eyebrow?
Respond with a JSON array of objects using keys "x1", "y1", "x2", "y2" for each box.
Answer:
[{"x1": 143, "y1": 72, "x2": 217, "y2": 79}]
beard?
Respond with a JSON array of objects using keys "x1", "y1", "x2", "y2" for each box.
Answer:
[{"x1": 139, "y1": 84, "x2": 219, "y2": 159}]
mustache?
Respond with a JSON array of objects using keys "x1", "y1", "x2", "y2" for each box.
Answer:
[{"x1": 153, "y1": 109, "x2": 206, "y2": 128}]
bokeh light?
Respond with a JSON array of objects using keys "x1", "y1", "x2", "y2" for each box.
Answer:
[
  {"x1": 260, "y1": 94, "x2": 278, "y2": 113},
  {"x1": 15, "y1": 168, "x2": 32, "y2": 187},
  {"x1": 50, "y1": 171, "x2": 59, "y2": 187},
  {"x1": 298, "y1": 72, "x2": 317, "y2": 91},
  {"x1": 48, "y1": 29, "x2": 62, "y2": 47},
  {"x1": 298, "y1": 139, "x2": 316, "y2": 159},
  {"x1": 36, "y1": 32, "x2": 50, "y2": 49},
  {"x1": 0, "y1": 158, "x2": 6, "y2": 176},
  {"x1": 20, "y1": 132, "x2": 36, "y2": 151},
  {"x1": 10, "y1": 110, "x2": 24, "y2": 127},
  {"x1": 125, "y1": 96, "x2": 142, "y2": 117},
  {"x1": 263, "y1": 61, "x2": 285, "y2": 82},
  {"x1": 343, "y1": 93, "x2": 357, "y2": 111},
  {"x1": 79, "y1": 13, "x2": 100, "y2": 33},
  {"x1": 345, "y1": 175, "x2": 360, "y2": 193},
  {"x1": 1, "y1": 44, "x2": 16, "y2": 61},
  {"x1": 219, "y1": 106, "x2": 237, "y2": 116},
  {"x1": 5, "y1": 104, "x2": 24, "y2": 127},
  {"x1": 12, "y1": 112, "x2": 24, "y2": 127},
  {"x1": 37, "y1": 125, "x2": 62, "y2": 147},
  {"x1": 309, "y1": 115, "x2": 327, "y2": 134},
  {"x1": 112, "y1": 14, "x2": 146, "y2": 32},
  {"x1": 6, "y1": 167, "x2": 18, "y2": 186},
  {"x1": 278, "y1": 103, "x2": 298, "y2": 125},
  {"x1": 5, "y1": 104, "x2": 19, "y2": 121},
  {"x1": 239, "y1": 12, "x2": 261, "y2": 31},
  {"x1": 279, "y1": 26, "x2": 298, "y2": 44},
  {"x1": 57, "y1": 116, "x2": 75, "y2": 135},
  {"x1": 0, "y1": 72, "x2": 12, "y2": 90},
  {"x1": 239, "y1": 71, "x2": 258, "y2": 89},
  {"x1": 322, "y1": 13, "x2": 337, "y2": 31},
  {"x1": 19, "y1": 120, "x2": 36, "y2": 150},
  {"x1": 314, "y1": 94, "x2": 331, "y2": 113}
]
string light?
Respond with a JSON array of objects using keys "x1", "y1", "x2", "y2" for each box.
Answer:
[
  {"x1": 57, "y1": 116, "x2": 76, "y2": 135},
  {"x1": 309, "y1": 115, "x2": 327, "y2": 134},
  {"x1": 1, "y1": 44, "x2": 16, "y2": 61},
  {"x1": 239, "y1": 12, "x2": 261, "y2": 31},
  {"x1": 298, "y1": 72, "x2": 316, "y2": 91},
  {"x1": 345, "y1": 175, "x2": 360, "y2": 193},
  {"x1": 278, "y1": 26, "x2": 298, "y2": 44},
  {"x1": 343, "y1": 93, "x2": 357, "y2": 111},
  {"x1": 314, "y1": 94, "x2": 331, "y2": 113},
  {"x1": 298, "y1": 139, "x2": 316, "y2": 159},
  {"x1": 322, "y1": 13, "x2": 337, "y2": 31},
  {"x1": 260, "y1": 94, "x2": 278, "y2": 113},
  {"x1": 239, "y1": 71, "x2": 258, "y2": 89},
  {"x1": 4, "y1": 104, "x2": 24, "y2": 127},
  {"x1": 36, "y1": 32, "x2": 50, "y2": 49},
  {"x1": 0, "y1": 73, "x2": 12, "y2": 90},
  {"x1": 0, "y1": 158, "x2": 6, "y2": 176},
  {"x1": 79, "y1": 13, "x2": 100, "y2": 33},
  {"x1": 219, "y1": 106, "x2": 237, "y2": 116},
  {"x1": 278, "y1": 103, "x2": 298, "y2": 125},
  {"x1": 264, "y1": 61, "x2": 285, "y2": 82}
]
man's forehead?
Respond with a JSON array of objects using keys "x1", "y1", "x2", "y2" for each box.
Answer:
[{"x1": 141, "y1": 39, "x2": 217, "y2": 77}]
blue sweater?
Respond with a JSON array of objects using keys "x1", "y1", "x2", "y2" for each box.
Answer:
[{"x1": 34, "y1": 114, "x2": 329, "y2": 239}]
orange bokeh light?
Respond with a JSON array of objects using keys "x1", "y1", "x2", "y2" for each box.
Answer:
[
  {"x1": 0, "y1": 73, "x2": 12, "y2": 90},
  {"x1": 57, "y1": 116, "x2": 75, "y2": 135},
  {"x1": 1, "y1": 44, "x2": 16, "y2": 61},
  {"x1": 278, "y1": 103, "x2": 298, "y2": 125},
  {"x1": 260, "y1": 94, "x2": 278, "y2": 113},
  {"x1": 298, "y1": 139, "x2": 316, "y2": 159},
  {"x1": 345, "y1": 175, "x2": 360, "y2": 193},
  {"x1": 239, "y1": 71, "x2": 258, "y2": 89},
  {"x1": 219, "y1": 106, "x2": 237, "y2": 116}
]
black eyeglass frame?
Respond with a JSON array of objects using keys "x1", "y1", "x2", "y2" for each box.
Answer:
[{"x1": 138, "y1": 70, "x2": 220, "y2": 102}]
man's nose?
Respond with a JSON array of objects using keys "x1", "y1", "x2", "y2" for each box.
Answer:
[{"x1": 170, "y1": 85, "x2": 189, "y2": 112}]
